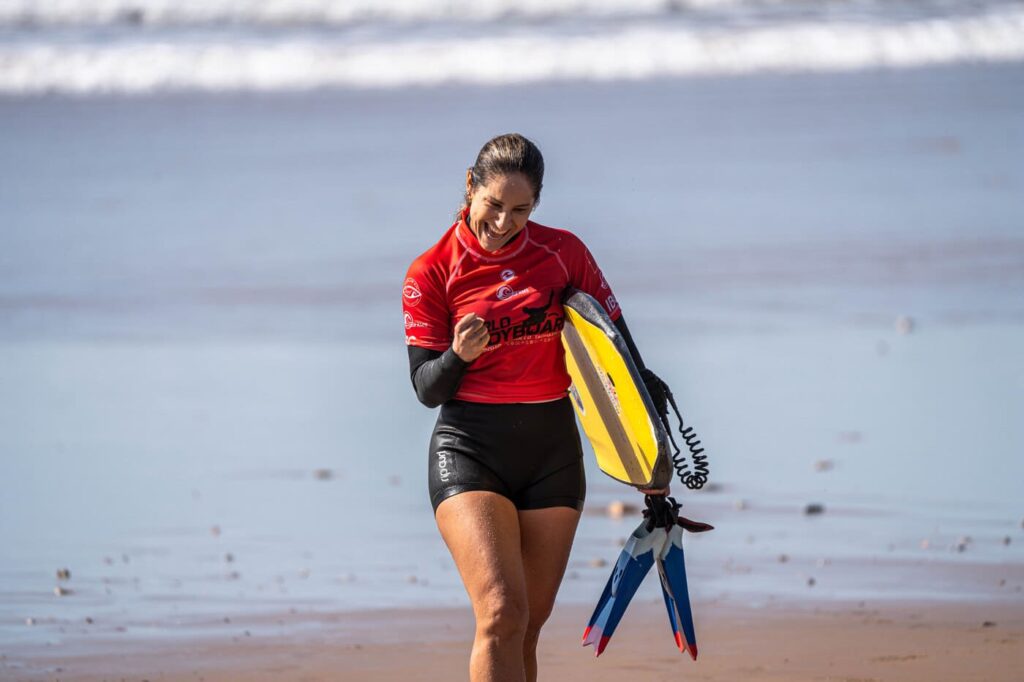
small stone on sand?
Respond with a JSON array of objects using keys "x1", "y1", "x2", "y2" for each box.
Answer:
[
  {"x1": 816, "y1": 558, "x2": 831, "y2": 568},
  {"x1": 804, "y1": 503, "x2": 825, "y2": 515},
  {"x1": 1002, "y1": 536, "x2": 1011, "y2": 546},
  {"x1": 920, "y1": 539, "x2": 931, "y2": 550},
  {"x1": 210, "y1": 525, "x2": 222, "y2": 537},
  {"x1": 53, "y1": 586, "x2": 70, "y2": 597},
  {"x1": 814, "y1": 459, "x2": 834, "y2": 472},
  {"x1": 777, "y1": 554, "x2": 789, "y2": 563},
  {"x1": 56, "y1": 568, "x2": 71, "y2": 581},
  {"x1": 896, "y1": 315, "x2": 914, "y2": 335},
  {"x1": 982, "y1": 621, "x2": 996, "y2": 628},
  {"x1": 734, "y1": 499, "x2": 749, "y2": 511},
  {"x1": 25, "y1": 618, "x2": 35, "y2": 626},
  {"x1": 313, "y1": 468, "x2": 333, "y2": 480},
  {"x1": 85, "y1": 616, "x2": 94, "y2": 624},
  {"x1": 407, "y1": 575, "x2": 418, "y2": 584},
  {"x1": 606, "y1": 500, "x2": 638, "y2": 518},
  {"x1": 589, "y1": 558, "x2": 608, "y2": 568},
  {"x1": 807, "y1": 577, "x2": 816, "y2": 587},
  {"x1": 387, "y1": 475, "x2": 402, "y2": 486},
  {"x1": 225, "y1": 552, "x2": 234, "y2": 563},
  {"x1": 837, "y1": 431, "x2": 862, "y2": 444}
]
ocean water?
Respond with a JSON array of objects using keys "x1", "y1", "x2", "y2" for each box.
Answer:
[
  {"x1": 1, "y1": 4, "x2": 1023, "y2": 656},
  {"x1": 1, "y1": 0, "x2": 1023, "y2": 93}
]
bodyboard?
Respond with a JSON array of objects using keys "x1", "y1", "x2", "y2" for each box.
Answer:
[{"x1": 561, "y1": 290, "x2": 672, "y2": 490}]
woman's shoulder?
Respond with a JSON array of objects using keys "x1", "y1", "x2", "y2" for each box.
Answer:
[
  {"x1": 526, "y1": 219, "x2": 590, "y2": 254},
  {"x1": 406, "y1": 221, "x2": 461, "y2": 281}
]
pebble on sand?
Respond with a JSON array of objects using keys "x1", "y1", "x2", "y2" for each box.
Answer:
[
  {"x1": 837, "y1": 431, "x2": 862, "y2": 444},
  {"x1": 807, "y1": 577, "x2": 816, "y2": 587},
  {"x1": 25, "y1": 618, "x2": 35, "y2": 626},
  {"x1": 589, "y1": 558, "x2": 608, "y2": 568},
  {"x1": 313, "y1": 468, "x2": 333, "y2": 481},
  {"x1": 53, "y1": 586, "x2": 71, "y2": 597},
  {"x1": 896, "y1": 315, "x2": 914, "y2": 335},
  {"x1": 804, "y1": 503, "x2": 825, "y2": 516},
  {"x1": 210, "y1": 525, "x2": 222, "y2": 537},
  {"x1": 85, "y1": 617, "x2": 93, "y2": 624},
  {"x1": 982, "y1": 621, "x2": 996, "y2": 628},
  {"x1": 1003, "y1": 536, "x2": 1012, "y2": 546},
  {"x1": 734, "y1": 499, "x2": 749, "y2": 511},
  {"x1": 606, "y1": 500, "x2": 638, "y2": 519},
  {"x1": 56, "y1": 568, "x2": 71, "y2": 581},
  {"x1": 225, "y1": 552, "x2": 235, "y2": 563},
  {"x1": 814, "y1": 459, "x2": 835, "y2": 472},
  {"x1": 777, "y1": 554, "x2": 789, "y2": 563},
  {"x1": 920, "y1": 539, "x2": 931, "y2": 550}
]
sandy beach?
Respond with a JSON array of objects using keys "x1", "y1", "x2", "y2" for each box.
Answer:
[
  {"x1": 6, "y1": 597, "x2": 1023, "y2": 681},
  {"x1": 3, "y1": 1, "x2": 1023, "y2": 678}
]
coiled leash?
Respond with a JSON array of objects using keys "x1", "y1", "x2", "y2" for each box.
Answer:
[{"x1": 641, "y1": 369, "x2": 710, "y2": 491}]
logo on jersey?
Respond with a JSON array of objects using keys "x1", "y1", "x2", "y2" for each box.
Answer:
[
  {"x1": 605, "y1": 294, "x2": 619, "y2": 314},
  {"x1": 403, "y1": 277, "x2": 422, "y2": 307},
  {"x1": 404, "y1": 312, "x2": 429, "y2": 329},
  {"x1": 599, "y1": 272, "x2": 610, "y2": 290},
  {"x1": 484, "y1": 290, "x2": 563, "y2": 346},
  {"x1": 496, "y1": 284, "x2": 528, "y2": 301},
  {"x1": 500, "y1": 268, "x2": 516, "y2": 282}
]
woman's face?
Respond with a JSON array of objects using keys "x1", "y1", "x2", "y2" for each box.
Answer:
[{"x1": 465, "y1": 171, "x2": 535, "y2": 252}]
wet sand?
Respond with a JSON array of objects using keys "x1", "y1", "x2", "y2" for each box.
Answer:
[{"x1": 6, "y1": 599, "x2": 1022, "y2": 681}]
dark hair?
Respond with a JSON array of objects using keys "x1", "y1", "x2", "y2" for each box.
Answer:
[{"x1": 465, "y1": 133, "x2": 545, "y2": 207}]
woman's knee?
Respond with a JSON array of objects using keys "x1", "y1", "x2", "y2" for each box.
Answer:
[
  {"x1": 475, "y1": 589, "x2": 529, "y2": 640},
  {"x1": 524, "y1": 607, "x2": 552, "y2": 646}
]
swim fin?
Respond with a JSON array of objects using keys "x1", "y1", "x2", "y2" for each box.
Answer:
[
  {"x1": 656, "y1": 523, "x2": 698, "y2": 660},
  {"x1": 582, "y1": 520, "x2": 663, "y2": 656}
]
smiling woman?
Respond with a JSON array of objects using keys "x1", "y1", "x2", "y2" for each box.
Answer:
[{"x1": 400, "y1": 133, "x2": 668, "y2": 682}]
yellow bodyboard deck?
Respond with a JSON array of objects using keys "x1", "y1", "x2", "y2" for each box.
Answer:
[{"x1": 561, "y1": 290, "x2": 672, "y2": 490}]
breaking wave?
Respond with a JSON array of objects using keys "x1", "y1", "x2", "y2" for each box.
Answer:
[{"x1": 1, "y1": 1, "x2": 1022, "y2": 95}]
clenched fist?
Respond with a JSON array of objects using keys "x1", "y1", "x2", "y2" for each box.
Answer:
[{"x1": 452, "y1": 312, "x2": 490, "y2": 362}]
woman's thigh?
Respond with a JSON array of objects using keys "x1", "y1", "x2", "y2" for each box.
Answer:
[
  {"x1": 435, "y1": 491, "x2": 528, "y2": 618},
  {"x1": 519, "y1": 506, "x2": 581, "y2": 627}
]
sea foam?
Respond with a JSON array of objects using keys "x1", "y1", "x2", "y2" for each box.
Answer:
[{"x1": 1, "y1": 2, "x2": 1022, "y2": 95}]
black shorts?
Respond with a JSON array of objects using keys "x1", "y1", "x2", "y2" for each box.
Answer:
[{"x1": 428, "y1": 397, "x2": 586, "y2": 512}]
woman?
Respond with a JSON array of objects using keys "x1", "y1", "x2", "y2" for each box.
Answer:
[{"x1": 402, "y1": 133, "x2": 664, "y2": 682}]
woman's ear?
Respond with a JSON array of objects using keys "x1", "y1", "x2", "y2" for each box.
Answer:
[{"x1": 465, "y1": 169, "x2": 474, "y2": 202}]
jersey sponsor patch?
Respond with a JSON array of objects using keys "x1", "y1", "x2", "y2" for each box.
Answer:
[
  {"x1": 496, "y1": 284, "x2": 529, "y2": 301},
  {"x1": 404, "y1": 312, "x2": 429, "y2": 329},
  {"x1": 500, "y1": 268, "x2": 516, "y2": 281},
  {"x1": 605, "y1": 294, "x2": 619, "y2": 313},
  {"x1": 403, "y1": 277, "x2": 422, "y2": 307}
]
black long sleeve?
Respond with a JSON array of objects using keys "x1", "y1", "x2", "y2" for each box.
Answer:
[
  {"x1": 613, "y1": 314, "x2": 646, "y2": 371},
  {"x1": 408, "y1": 345, "x2": 470, "y2": 408}
]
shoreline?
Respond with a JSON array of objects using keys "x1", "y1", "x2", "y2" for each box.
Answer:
[{"x1": 6, "y1": 597, "x2": 1022, "y2": 681}]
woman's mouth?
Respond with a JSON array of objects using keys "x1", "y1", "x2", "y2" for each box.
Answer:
[{"x1": 481, "y1": 222, "x2": 509, "y2": 243}]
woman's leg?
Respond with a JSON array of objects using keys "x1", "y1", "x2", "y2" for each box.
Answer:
[
  {"x1": 435, "y1": 491, "x2": 529, "y2": 682},
  {"x1": 519, "y1": 506, "x2": 581, "y2": 682}
]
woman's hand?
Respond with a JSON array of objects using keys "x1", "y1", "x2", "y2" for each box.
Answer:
[{"x1": 452, "y1": 313, "x2": 490, "y2": 362}]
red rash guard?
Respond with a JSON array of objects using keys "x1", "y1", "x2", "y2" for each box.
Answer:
[{"x1": 403, "y1": 209, "x2": 622, "y2": 403}]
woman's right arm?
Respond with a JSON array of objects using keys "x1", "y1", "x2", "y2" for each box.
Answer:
[
  {"x1": 408, "y1": 346, "x2": 469, "y2": 408},
  {"x1": 407, "y1": 312, "x2": 490, "y2": 408}
]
